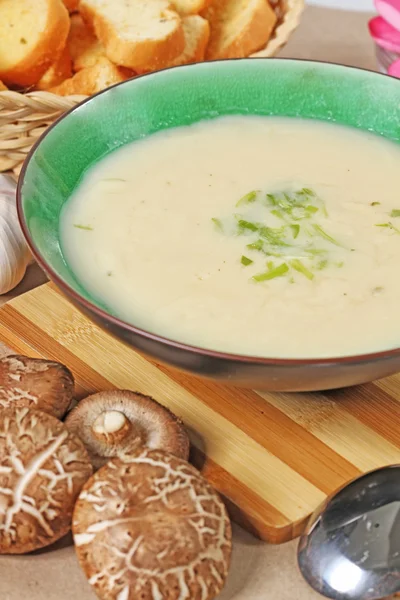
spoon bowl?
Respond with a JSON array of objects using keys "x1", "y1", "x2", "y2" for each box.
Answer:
[{"x1": 298, "y1": 465, "x2": 400, "y2": 600}]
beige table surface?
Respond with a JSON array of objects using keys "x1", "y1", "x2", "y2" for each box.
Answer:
[{"x1": 0, "y1": 6, "x2": 387, "y2": 600}]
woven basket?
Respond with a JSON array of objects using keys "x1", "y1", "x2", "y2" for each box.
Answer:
[{"x1": 0, "y1": 0, "x2": 304, "y2": 177}]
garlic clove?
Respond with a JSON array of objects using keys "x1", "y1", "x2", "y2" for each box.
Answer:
[{"x1": 0, "y1": 181, "x2": 32, "y2": 295}]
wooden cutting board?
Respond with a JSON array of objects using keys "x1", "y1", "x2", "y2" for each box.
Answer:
[{"x1": 1, "y1": 282, "x2": 400, "y2": 544}]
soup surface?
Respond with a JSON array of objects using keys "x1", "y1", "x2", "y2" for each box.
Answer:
[{"x1": 61, "y1": 116, "x2": 400, "y2": 359}]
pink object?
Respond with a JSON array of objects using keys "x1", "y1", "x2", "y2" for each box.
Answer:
[
  {"x1": 388, "y1": 57, "x2": 400, "y2": 76},
  {"x1": 375, "y1": 0, "x2": 400, "y2": 32},
  {"x1": 369, "y1": 16, "x2": 400, "y2": 52}
]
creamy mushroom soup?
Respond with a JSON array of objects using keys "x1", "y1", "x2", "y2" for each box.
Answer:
[{"x1": 61, "y1": 116, "x2": 400, "y2": 358}]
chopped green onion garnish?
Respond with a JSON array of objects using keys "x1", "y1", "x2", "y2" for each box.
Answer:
[
  {"x1": 237, "y1": 219, "x2": 258, "y2": 232},
  {"x1": 312, "y1": 224, "x2": 342, "y2": 247},
  {"x1": 259, "y1": 226, "x2": 290, "y2": 247},
  {"x1": 73, "y1": 224, "x2": 93, "y2": 231},
  {"x1": 236, "y1": 190, "x2": 258, "y2": 207},
  {"x1": 247, "y1": 239, "x2": 264, "y2": 252},
  {"x1": 390, "y1": 209, "x2": 400, "y2": 218},
  {"x1": 305, "y1": 247, "x2": 326, "y2": 256},
  {"x1": 375, "y1": 222, "x2": 400, "y2": 234},
  {"x1": 316, "y1": 259, "x2": 328, "y2": 270},
  {"x1": 371, "y1": 202, "x2": 380, "y2": 206},
  {"x1": 290, "y1": 207, "x2": 307, "y2": 220},
  {"x1": 271, "y1": 209, "x2": 284, "y2": 220},
  {"x1": 300, "y1": 187, "x2": 315, "y2": 196},
  {"x1": 102, "y1": 177, "x2": 126, "y2": 182},
  {"x1": 241, "y1": 255, "x2": 253, "y2": 266},
  {"x1": 253, "y1": 263, "x2": 289, "y2": 282},
  {"x1": 211, "y1": 217, "x2": 223, "y2": 231},
  {"x1": 213, "y1": 185, "x2": 344, "y2": 282},
  {"x1": 335, "y1": 261, "x2": 344, "y2": 268},
  {"x1": 290, "y1": 259, "x2": 314, "y2": 280}
]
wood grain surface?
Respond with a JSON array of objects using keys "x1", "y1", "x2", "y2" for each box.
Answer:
[{"x1": 0, "y1": 282, "x2": 400, "y2": 543}]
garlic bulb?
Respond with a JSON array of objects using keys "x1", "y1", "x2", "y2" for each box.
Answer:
[{"x1": 0, "y1": 176, "x2": 32, "y2": 295}]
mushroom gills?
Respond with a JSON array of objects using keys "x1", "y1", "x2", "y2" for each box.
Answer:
[{"x1": 65, "y1": 390, "x2": 190, "y2": 470}]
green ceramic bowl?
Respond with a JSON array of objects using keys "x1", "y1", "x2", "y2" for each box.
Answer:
[{"x1": 18, "y1": 59, "x2": 400, "y2": 391}]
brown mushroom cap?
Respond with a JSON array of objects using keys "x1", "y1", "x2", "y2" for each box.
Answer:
[
  {"x1": 65, "y1": 390, "x2": 190, "y2": 470},
  {"x1": 0, "y1": 407, "x2": 93, "y2": 554},
  {"x1": 73, "y1": 448, "x2": 232, "y2": 600},
  {"x1": 0, "y1": 355, "x2": 75, "y2": 419}
]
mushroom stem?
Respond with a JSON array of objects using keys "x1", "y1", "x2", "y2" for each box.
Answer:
[{"x1": 92, "y1": 410, "x2": 132, "y2": 444}]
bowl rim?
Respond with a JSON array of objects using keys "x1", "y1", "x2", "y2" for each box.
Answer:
[{"x1": 17, "y1": 57, "x2": 400, "y2": 367}]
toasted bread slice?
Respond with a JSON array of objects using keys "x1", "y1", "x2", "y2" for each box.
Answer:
[
  {"x1": 63, "y1": 0, "x2": 79, "y2": 11},
  {"x1": 68, "y1": 13, "x2": 105, "y2": 71},
  {"x1": 0, "y1": 0, "x2": 70, "y2": 87},
  {"x1": 80, "y1": 0, "x2": 185, "y2": 72},
  {"x1": 172, "y1": 0, "x2": 210, "y2": 15},
  {"x1": 0, "y1": 81, "x2": 8, "y2": 91},
  {"x1": 168, "y1": 15, "x2": 209, "y2": 66},
  {"x1": 50, "y1": 56, "x2": 133, "y2": 95},
  {"x1": 204, "y1": 0, "x2": 277, "y2": 60},
  {"x1": 35, "y1": 46, "x2": 73, "y2": 90}
]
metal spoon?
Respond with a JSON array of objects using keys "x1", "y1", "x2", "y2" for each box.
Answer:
[{"x1": 297, "y1": 465, "x2": 400, "y2": 600}]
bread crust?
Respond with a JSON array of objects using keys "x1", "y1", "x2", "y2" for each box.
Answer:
[
  {"x1": 35, "y1": 46, "x2": 73, "y2": 90},
  {"x1": 0, "y1": 0, "x2": 70, "y2": 87},
  {"x1": 50, "y1": 57, "x2": 133, "y2": 96},
  {"x1": 172, "y1": 0, "x2": 211, "y2": 16},
  {"x1": 68, "y1": 13, "x2": 105, "y2": 71},
  {"x1": 80, "y1": 0, "x2": 185, "y2": 72},
  {"x1": 168, "y1": 15, "x2": 210, "y2": 67},
  {"x1": 204, "y1": 0, "x2": 277, "y2": 60},
  {"x1": 63, "y1": 0, "x2": 80, "y2": 12}
]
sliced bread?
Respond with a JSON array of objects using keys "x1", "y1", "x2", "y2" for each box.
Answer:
[
  {"x1": 63, "y1": 0, "x2": 80, "y2": 11},
  {"x1": 50, "y1": 56, "x2": 133, "y2": 96},
  {"x1": 68, "y1": 13, "x2": 106, "y2": 71},
  {"x1": 204, "y1": 0, "x2": 277, "y2": 60},
  {"x1": 168, "y1": 15, "x2": 210, "y2": 66},
  {"x1": 35, "y1": 46, "x2": 73, "y2": 90},
  {"x1": 0, "y1": 0, "x2": 70, "y2": 87},
  {"x1": 172, "y1": 0, "x2": 210, "y2": 16},
  {"x1": 80, "y1": 0, "x2": 185, "y2": 72}
]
